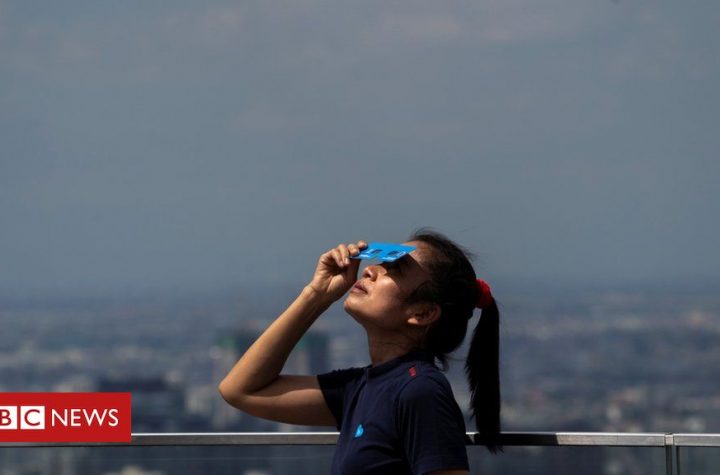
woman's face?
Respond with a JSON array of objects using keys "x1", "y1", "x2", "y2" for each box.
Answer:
[{"x1": 343, "y1": 240, "x2": 433, "y2": 329}]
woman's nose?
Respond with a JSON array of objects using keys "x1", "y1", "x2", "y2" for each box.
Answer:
[{"x1": 362, "y1": 264, "x2": 379, "y2": 280}]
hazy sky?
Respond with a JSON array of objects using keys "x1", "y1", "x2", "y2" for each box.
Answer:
[{"x1": 1, "y1": 1, "x2": 718, "y2": 296}]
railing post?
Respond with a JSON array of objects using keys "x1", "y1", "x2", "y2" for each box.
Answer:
[{"x1": 665, "y1": 434, "x2": 680, "y2": 475}]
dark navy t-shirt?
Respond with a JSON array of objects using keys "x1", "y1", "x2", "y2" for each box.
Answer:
[{"x1": 317, "y1": 349, "x2": 470, "y2": 475}]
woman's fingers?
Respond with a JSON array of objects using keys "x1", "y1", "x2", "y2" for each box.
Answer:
[
  {"x1": 310, "y1": 240, "x2": 368, "y2": 301},
  {"x1": 346, "y1": 241, "x2": 367, "y2": 257},
  {"x1": 347, "y1": 243, "x2": 360, "y2": 257},
  {"x1": 346, "y1": 245, "x2": 356, "y2": 259},
  {"x1": 331, "y1": 248, "x2": 343, "y2": 268},
  {"x1": 339, "y1": 241, "x2": 367, "y2": 267},
  {"x1": 320, "y1": 250, "x2": 335, "y2": 265},
  {"x1": 338, "y1": 244, "x2": 350, "y2": 265},
  {"x1": 322, "y1": 241, "x2": 368, "y2": 270}
]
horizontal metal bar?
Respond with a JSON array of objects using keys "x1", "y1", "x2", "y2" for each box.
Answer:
[
  {"x1": 484, "y1": 432, "x2": 667, "y2": 447},
  {"x1": 130, "y1": 432, "x2": 340, "y2": 446},
  {"x1": 0, "y1": 433, "x2": 338, "y2": 448},
  {"x1": 673, "y1": 434, "x2": 720, "y2": 447},
  {"x1": 2, "y1": 431, "x2": 710, "y2": 448}
]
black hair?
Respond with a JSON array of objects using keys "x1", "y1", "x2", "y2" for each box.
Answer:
[{"x1": 404, "y1": 227, "x2": 503, "y2": 454}]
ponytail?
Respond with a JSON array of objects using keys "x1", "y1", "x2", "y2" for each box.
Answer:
[
  {"x1": 465, "y1": 297, "x2": 503, "y2": 454},
  {"x1": 405, "y1": 227, "x2": 503, "y2": 454}
]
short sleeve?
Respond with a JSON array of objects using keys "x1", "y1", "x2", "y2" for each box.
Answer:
[
  {"x1": 396, "y1": 375, "x2": 470, "y2": 475},
  {"x1": 316, "y1": 367, "x2": 364, "y2": 431}
]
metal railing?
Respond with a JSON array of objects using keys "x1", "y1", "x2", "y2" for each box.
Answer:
[{"x1": 3, "y1": 432, "x2": 720, "y2": 475}]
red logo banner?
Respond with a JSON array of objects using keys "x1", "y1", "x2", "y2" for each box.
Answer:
[{"x1": 0, "y1": 393, "x2": 131, "y2": 442}]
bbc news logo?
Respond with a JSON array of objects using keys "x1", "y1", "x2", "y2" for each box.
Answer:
[
  {"x1": 0, "y1": 406, "x2": 46, "y2": 429},
  {"x1": 1, "y1": 406, "x2": 120, "y2": 430},
  {"x1": 0, "y1": 393, "x2": 131, "y2": 442}
]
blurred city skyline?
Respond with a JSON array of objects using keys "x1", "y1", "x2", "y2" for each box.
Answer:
[{"x1": 1, "y1": 1, "x2": 718, "y2": 297}]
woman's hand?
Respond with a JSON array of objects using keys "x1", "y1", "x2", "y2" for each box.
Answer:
[{"x1": 308, "y1": 240, "x2": 368, "y2": 303}]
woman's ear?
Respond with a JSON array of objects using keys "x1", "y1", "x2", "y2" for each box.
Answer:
[{"x1": 406, "y1": 302, "x2": 442, "y2": 326}]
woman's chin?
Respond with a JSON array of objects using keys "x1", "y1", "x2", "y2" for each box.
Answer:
[
  {"x1": 342, "y1": 303, "x2": 369, "y2": 327},
  {"x1": 343, "y1": 294, "x2": 363, "y2": 313}
]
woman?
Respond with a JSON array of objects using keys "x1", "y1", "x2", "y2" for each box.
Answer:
[{"x1": 219, "y1": 228, "x2": 502, "y2": 474}]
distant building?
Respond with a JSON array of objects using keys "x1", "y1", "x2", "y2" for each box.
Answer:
[
  {"x1": 211, "y1": 327, "x2": 330, "y2": 430},
  {"x1": 286, "y1": 331, "x2": 330, "y2": 374},
  {"x1": 98, "y1": 376, "x2": 206, "y2": 432}
]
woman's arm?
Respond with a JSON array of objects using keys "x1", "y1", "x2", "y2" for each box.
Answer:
[
  {"x1": 218, "y1": 241, "x2": 366, "y2": 426},
  {"x1": 218, "y1": 286, "x2": 338, "y2": 426}
]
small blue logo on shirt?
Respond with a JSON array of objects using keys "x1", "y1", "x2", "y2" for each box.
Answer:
[{"x1": 354, "y1": 423, "x2": 364, "y2": 438}]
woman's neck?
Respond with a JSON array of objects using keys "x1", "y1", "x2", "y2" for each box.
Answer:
[{"x1": 366, "y1": 334, "x2": 419, "y2": 366}]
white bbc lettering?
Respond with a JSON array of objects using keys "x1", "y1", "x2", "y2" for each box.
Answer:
[
  {"x1": 70, "y1": 409, "x2": 83, "y2": 426},
  {"x1": 51, "y1": 409, "x2": 67, "y2": 427},
  {"x1": 0, "y1": 406, "x2": 46, "y2": 430},
  {"x1": 84, "y1": 409, "x2": 109, "y2": 426},
  {"x1": 51, "y1": 408, "x2": 121, "y2": 427},
  {"x1": 52, "y1": 409, "x2": 83, "y2": 427},
  {"x1": 20, "y1": 406, "x2": 45, "y2": 430},
  {"x1": 107, "y1": 409, "x2": 119, "y2": 427},
  {"x1": 0, "y1": 406, "x2": 18, "y2": 430}
]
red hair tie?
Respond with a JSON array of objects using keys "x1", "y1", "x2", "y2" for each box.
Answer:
[{"x1": 475, "y1": 279, "x2": 493, "y2": 310}]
